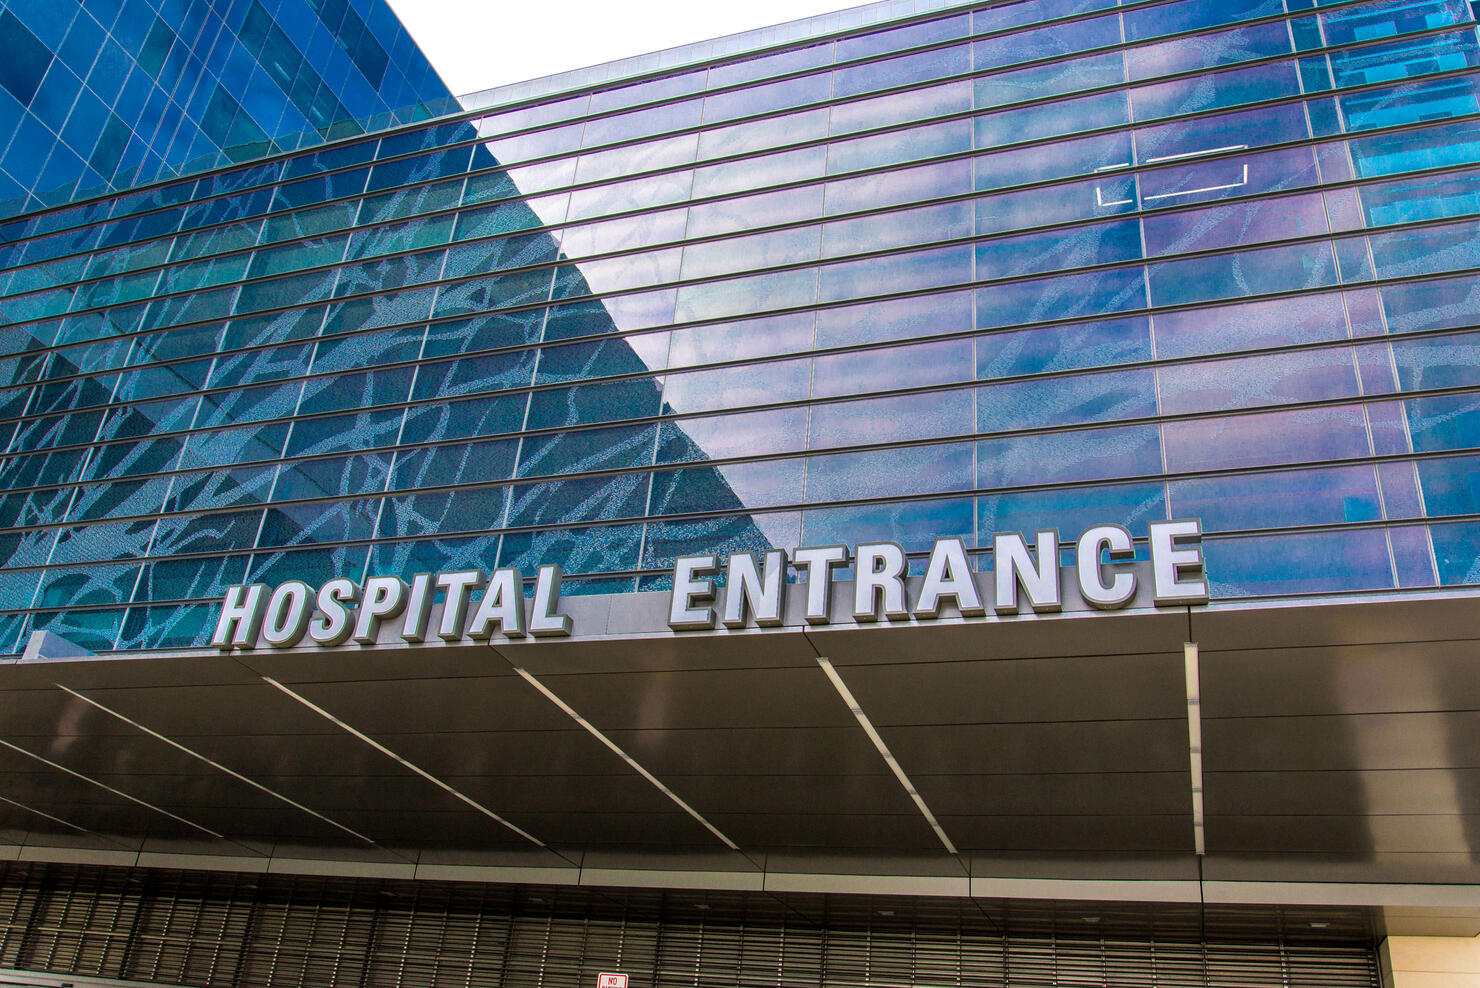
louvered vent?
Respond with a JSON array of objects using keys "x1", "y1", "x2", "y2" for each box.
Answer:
[{"x1": 0, "y1": 863, "x2": 1380, "y2": 988}]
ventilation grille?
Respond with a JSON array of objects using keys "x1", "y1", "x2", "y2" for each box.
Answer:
[{"x1": 0, "y1": 863, "x2": 1380, "y2": 988}]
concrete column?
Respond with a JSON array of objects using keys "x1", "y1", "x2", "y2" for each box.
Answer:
[{"x1": 1381, "y1": 936, "x2": 1480, "y2": 987}]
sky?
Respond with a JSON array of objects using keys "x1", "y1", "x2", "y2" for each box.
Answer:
[{"x1": 384, "y1": 0, "x2": 862, "y2": 95}]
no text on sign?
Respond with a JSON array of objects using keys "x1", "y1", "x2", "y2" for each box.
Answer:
[{"x1": 597, "y1": 975, "x2": 628, "y2": 988}]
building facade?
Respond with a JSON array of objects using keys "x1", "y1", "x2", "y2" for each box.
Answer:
[{"x1": 0, "y1": 0, "x2": 1475, "y2": 984}]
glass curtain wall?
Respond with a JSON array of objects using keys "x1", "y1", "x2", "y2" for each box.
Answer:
[
  {"x1": 0, "y1": 0, "x2": 453, "y2": 216},
  {"x1": 0, "y1": 0, "x2": 1476, "y2": 654}
]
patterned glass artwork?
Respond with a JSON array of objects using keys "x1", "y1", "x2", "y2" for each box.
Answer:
[{"x1": 0, "y1": 0, "x2": 1478, "y2": 653}]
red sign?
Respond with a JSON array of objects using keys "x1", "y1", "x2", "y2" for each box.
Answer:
[{"x1": 597, "y1": 976, "x2": 628, "y2": 988}]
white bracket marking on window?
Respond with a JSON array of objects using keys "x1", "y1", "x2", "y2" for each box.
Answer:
[
  {"x1": 1143, "y1": 166, "x2": 1249, "y2": 202},
  {"x1": 1094, "y1": 162, "x2": 1135, "y2": 207},
  {"x1": 1144, "y1": 143, "x2": 1248, "y2": 164},
  {"x1": 1142, "y1": 144, "x2": 1250, "y2": 202}
]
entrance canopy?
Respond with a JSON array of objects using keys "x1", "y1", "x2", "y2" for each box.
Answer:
[{"x1": 2, "y1": 577, "x2": 1478, "y2": 937}]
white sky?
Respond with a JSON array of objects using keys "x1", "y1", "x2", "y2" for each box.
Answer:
[{"x1": 385, "y1": 0, "x2": 862, "y2": 95}]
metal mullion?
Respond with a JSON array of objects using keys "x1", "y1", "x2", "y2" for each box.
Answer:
[
  {"x1": 4, "y1": 296, "x2": 1480, "y2": 532},
  {"x1": 0, "y1": 0, "x2": 1447, "y2": 291},
  {"x1": 13, "y1": 125, "x2": 1479, "y2": 427},
  {"x1": 27, "y1": 447, "x2": 1480, "y2": 618},
  {"x1": 20, "y1": 88, "x2": 1480, "y2": 379},
  {"x1": 359, "y1": 186, "x2": 451, "y2": 586},
  {"x1": 10, "y1": 311, "x2": 1480, "y2": 536},
  {"x1": 250, "y1": 210, "x2": 358, "y2": 563},
  {"x1": 6, "y1": 75, "x2": 1480, "y2": 363},
  {"x1": 0, "y1": 0, "x2": 1379, "y2": 260},
  {"x1": 462, "y1": 0, "x2": 1406, "y2": 171},
  {"x1": 630, "y1": 130, "x2": 695, "y2": 583}
]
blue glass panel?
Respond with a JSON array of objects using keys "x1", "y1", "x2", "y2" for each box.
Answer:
[
  {"x1": 412, "y1": 350, "x2": 538, "y2": 402},
  {"x1": 649, "y1": 459, "x2": 803, "y2": 515},
  {"x1": 833, "y1": 45, "x2": 970, "y2": 99},
  {"x1": 432, "y1": 268, "x2": 553, "y2": 319},
  {"x1": 27, "y1": 608, "x2": 124, "y2": 653},
  {"x1": 1148, "y1": 242, "x2": 1338, "y2": 307},
  {"x1": 377, "y1": 487, "x2": 508, "y2": 539},
  {"x1": 1370, "y1": 220, "x2": 1480, "y2": 280},
  {"x1": 1418, "y1": 453, "x2": 1480, "y2": 518},
  {"x1": 0, "y1": 448, "x2": 87, "y2": 491},
  {"x1": 296, "y1": 366, "x2": 414, "y2": 415},
  {"x1": 641, "y1": 513, "x2": 798, "y2": 570},
  {"x1": 284, "y1": 408, "x2": 404, "y2": 457},
  {"x1": 247, "y1": 544, "x2": 369, "y2": 588},
  {"x1": 1407, "y1": 394, "x2": 1480, "y2": 453},
  {"x1": 1171, "y1": 466, "x2": 1382, "y2": 533},
  {"x1": 0, "y1": 527, "x2": 54, "y2": 570},
  {"x1": 669, "y1": 311, "x2": 814, "y2": 368},
  {"x1": 151, "y1": 509, "x2": 263, "y2": 558},
  {"x1": 1204, "y1": 529, "x2": 1393, "y2": 596},
  {"x1": 390, "y1": 438, "x2": 518, "y2": 491},
  {"x1": 257, "y1": 498, "x2": 379, "y2": 548},
  {"x1": 662, "y1": 357, "x2": 809, "y2": 415},
  {"x1": 1158, "y1": 350, "x2": 1361, "y2": 416},
  {"x1": 1432, "y1": 519, "x2": 1480, "y2": 585},
  {"x1": 703, "y1": 73, "x2": 831, "y2": 125},
  {"x1": 517, "y1": 423, "x2": 658, "y2": 477},
  {"x1": 1131, "y1": 61, "x2": 1302, "y2": 122},
  {"x1": 657, "y1": 408, "x2": 809, "y2": 464},
  {"x1": 976, "y1": 89, "x2": 1128, "y2": 151},
  {"x1": 177, "y1": 423, "x2": 289, "y2": 469},
  {"x1": 808, "y1": 443, "x2": 974, "y2": 503},
  {"x1": 50, "y1": 518, "x2": 156, "y2": 564},
  {"x1": 500, "y1": 522, "x2": 644, "y2": 577},
  {"x1": 506, "y1": 474, "x2": 650, "y2": 526},
  {"x1": 836, "y1": 14, "x2": 967, "y2": 62},
  {"x1": 1164, "y1": 405, "x2": 1371, "y2": 471},
  {"x1": 196, "y1": 381, "x2": 302, "y2": 428},
  {"x1": 423, "y1": 309, "x2": 545, "y2": 357},
  {"x1": 524, "y1": 378, "x2": 663, "y2": 430},
  {"x1": 977, "y1": 268, "x2": 1148, "y2": 327},
  {"x1": 977, "y1": 220, "x2": 1141, "y2": 280},
  {"x1": 207, "y1": 343, "x2": 313, "y2": 390},
  {"x1": 1392, "y1": 333, "x2": 1480, "y2": 393},
  {"x1": 801, "y1": 498, "x2": 971, "y2": 553},
  {"x1": 814, "y1": 338, "x2": 974, "y2": 399},
  {"x1": 979, "y1": 317, "x2": 1151, "y2": 379},
  {"x1": 83, "y1": 436, "x2": 184, "y2": 481},
  {"x1": 978, "y1": 368, "x2": 1157, "y2": 434},
  {"x1": 978, "y1": 424, "x2": 1163, "y2": 489},
  {"x1": 1142, "y1": 193, "x2": 1331, "y2": 258},
  {"x1": 1153, "y1": 292, "x2": 1348, "y2": 360},
  {"x1": 133, "y1": 553, "x2": 250, "y2": 605},
  {"x1": 36, "y1": 562, "x2": 141, "y2": 610},
  {"x1": 368, "y1": 533, "x2": 500, "y2": 583},
  {"x1": 67, "y1": 475, "x2": 170, "y2": 522},
  {"x1": 1121, "y1": 0, "x2": 1283, "y2": 42},
  {"x1": 979, "y1": 484, "x2": 1165, "y2": 543},
  {"x1": 273, "y1": 453, "x2": 393, "y2": 502},
  {"x1": 1127, "y1": 20, "x2": 1293, "y2": 82},
  {"x1": 399, "y1": 393, "x2": 527, "y2": 445},
  {"x1": 165, "y1": 466, "x2": 276, "y2": 514},
  {"x1": 118, "y1": 603, "x2": 218, "y2": 650},
  {"x1": 810, "y1": 389, "x2": 975, "y2": 448}
]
